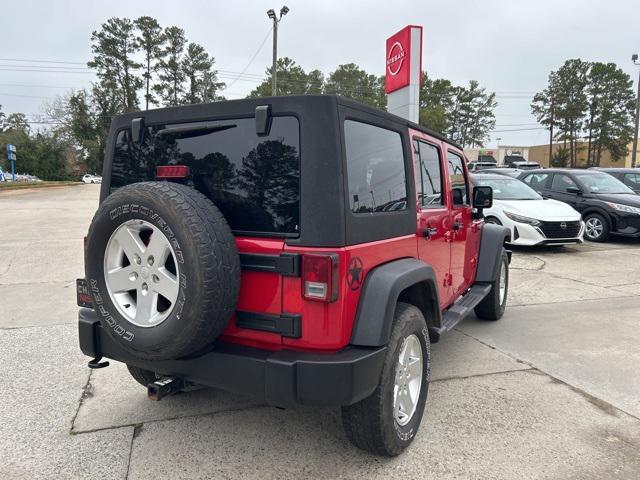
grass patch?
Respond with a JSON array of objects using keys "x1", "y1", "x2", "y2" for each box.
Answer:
[{"x1": 0, "y1": 181, "x2": 82, "y2": 191}]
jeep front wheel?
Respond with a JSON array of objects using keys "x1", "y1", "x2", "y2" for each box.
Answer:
[
  {"x1": 474, "y1": 248, "x2": 509, "y2": 320},
  {"x1": 341, "y1": 302, "x2": 430, "y2": 456}
]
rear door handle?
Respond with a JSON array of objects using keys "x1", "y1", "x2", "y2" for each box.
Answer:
[
  {"x1": 422, "y1": 227, "x2": 438, "y2": 238},
  {"x1": 452, "y1": 222, "x2": 464, "y2": 231}
]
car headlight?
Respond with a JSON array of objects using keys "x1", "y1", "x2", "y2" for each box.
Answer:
[
  {"x1": 504, "y1": 211, "x2": 541, "y2": 226},
  {"x1": 606, "y1": 202, "x2": 640, "y2": 215}
]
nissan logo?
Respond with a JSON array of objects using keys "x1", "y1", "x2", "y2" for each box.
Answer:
[
  {"x1": 387, "y1": 41, "x2": 406, "y2": 76},
  {"x1": 560, "y1": 222, "x2": 567, "y2": 230}
]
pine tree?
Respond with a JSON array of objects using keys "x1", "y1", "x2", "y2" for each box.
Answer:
[
  {"x1": 135, "y1": 16, "x2": 164, "y2": 110},
  {"x1": 88, "y1": 17, "x2": 142, "y2": 112},
  {"x1": 325, "y1": 63, "x2": 385, "y2": 109},
  {"x1": 248, "y1": 57, "x2": 324, "y2": 97},
  {"x1": 154, "y1": 26, "x2": 187, "y2": 106},
  {"x1": 182, "y1": 43, "x2": 225, "y2": 104}
]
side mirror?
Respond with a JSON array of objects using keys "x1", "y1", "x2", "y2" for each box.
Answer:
[
  {"x1": 473, "y1": 185, "x2": 493, "y2": 209},
  {"x1": 566, "y1": 187, "x2": 582, "y2": 195}
]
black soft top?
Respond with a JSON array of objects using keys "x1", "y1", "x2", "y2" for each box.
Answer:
[{"x1": 101, "y1": 95, "x2": 459, "y2": 247}]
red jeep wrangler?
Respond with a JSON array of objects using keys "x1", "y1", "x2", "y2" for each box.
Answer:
[{"x1": 78, "y1": 95, "x2": 510, "y2": 456}]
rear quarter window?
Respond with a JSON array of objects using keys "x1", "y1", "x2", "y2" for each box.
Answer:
[
  {"x1": 344, "y1": 120, "x2": 407, "y2": 214},
  {"x1": 111, "y1": 116, "x2": 300, "y2": 236}
]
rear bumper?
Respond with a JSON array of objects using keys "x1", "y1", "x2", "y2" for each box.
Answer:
[{"x1": 78, "y1": 308, "x2": 385, "y2": 408}]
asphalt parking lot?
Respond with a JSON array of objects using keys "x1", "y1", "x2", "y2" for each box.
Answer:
[{"x1": 1, "y1": 184, "x2": 639, "y2": 479}]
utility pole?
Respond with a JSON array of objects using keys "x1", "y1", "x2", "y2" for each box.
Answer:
[
  {"x1": 267, "y1": 6, "x2": 289, "y2": 96},
  {"x1": 632, "y1": 54, "x2": 640, "y2": 168}
]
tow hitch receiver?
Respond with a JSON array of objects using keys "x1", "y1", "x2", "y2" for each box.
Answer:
[{"x1": 147, "y1": 377, "x2": 186, "y2": 401}]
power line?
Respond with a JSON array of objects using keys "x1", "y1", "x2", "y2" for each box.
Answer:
[
  {"x1": 222, "y1": 27, "x2": 273, "y2": 91},
  {"x1": 0, "y1": 63, "x2": 92, "y2": 71},
  {"x1": 0, "y1": 68, "x2": 94, "y2": 74},
  {"x1": 0, "y1": 57, "x2": 87, "y2": 65},
  {"x1": 0, "y1": 92, "x2": 51, "y2": 99},
  {"x1": 491, "y1": 127, "x2": 546, "y2": 133},
  {"x1": 0, "y1": 83, "x2": 80, "y2": 89}
]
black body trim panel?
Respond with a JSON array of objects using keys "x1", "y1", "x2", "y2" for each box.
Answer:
[
  {"x1": 236, "y1": 311, "x2": 302, "y2": 338},
  {"x1": 475, "y1": 223, "x2": 511, "y2": 283},
  {"x1": 350, "y1": 258, "x2": 441, "y2": 347},
  {"x1": 239, "y1": 252, "x2": 300, "y2": 276},
  {"x1": 78, "y1": 309, "x2": 385, "y2": 407}
]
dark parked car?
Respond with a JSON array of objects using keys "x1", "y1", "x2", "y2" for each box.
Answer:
[
  {"x1": 518, "y1": 168, "x2": 640, "y2": 241},
  {"x1": 591, "y1": 168, "x2": 640, "y2": 194},
  {"x1": 503, "y1": 155, "x2": 526, "y2": 166}
]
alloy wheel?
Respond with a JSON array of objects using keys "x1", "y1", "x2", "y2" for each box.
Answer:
[
  {"x1": 104, "y1": 219, "x2": 180, "y2": 328},
  {"x1": 585, "y1": 217, "x2": 604, "y2": 240},
  {"x1": 393, "y1": 334, "x2": 423, "y2": 426}
]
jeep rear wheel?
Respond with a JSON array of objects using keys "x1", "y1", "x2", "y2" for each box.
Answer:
[
  {"x1": 85, "y1": 182, "x2": 241, "y2": 361},
  {"x1": 341, "y1": 302, "x2": 430, "y2": 456}
]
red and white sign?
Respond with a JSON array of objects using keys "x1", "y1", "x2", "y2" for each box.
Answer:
[{"x1": 385, "y1": 25, "x2": 422, "y2": 94}]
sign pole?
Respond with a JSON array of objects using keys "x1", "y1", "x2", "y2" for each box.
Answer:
[{"x1": 6, "y1": 144, "x2": 16, "y2": 181}]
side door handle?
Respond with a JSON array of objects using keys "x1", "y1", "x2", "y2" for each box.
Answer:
[
  {"x1": 422, "y1": 227, "x2": 438, "y2": 238},
  {"x1": 452, "y1": 221, "x2": 464, "y2": 231}
]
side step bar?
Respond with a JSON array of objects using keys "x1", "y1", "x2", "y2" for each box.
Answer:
[{"x1": 437, "y1": 284, "x2": 492, "y2": 333}]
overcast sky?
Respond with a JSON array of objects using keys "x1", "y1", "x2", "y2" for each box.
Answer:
[{"x1": 1, "y1": 0, "x2": 639, "y2": 146}]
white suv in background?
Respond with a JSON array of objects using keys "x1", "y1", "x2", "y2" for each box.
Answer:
[
  {"x1": 82, "y1": 174, "x2": 102, "y2": 184},
  {"x1": 472, "y1": 173, "x2": 584, "y2": 246}
]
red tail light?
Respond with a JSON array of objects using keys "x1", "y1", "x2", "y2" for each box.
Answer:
[
  {"x1": 301, "y1": 254, "x2": 339, "y2": 302},
  {"x1": 156, "y1": 165, "x2": 190, "y2": 179}
]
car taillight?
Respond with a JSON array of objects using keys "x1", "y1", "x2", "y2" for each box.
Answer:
[
  {"x1": 156, "y1": 165, "x2": 190, "y2": 179},
  {"x1": 301, "y1": 254, "x2": 339, "y2": 302}
]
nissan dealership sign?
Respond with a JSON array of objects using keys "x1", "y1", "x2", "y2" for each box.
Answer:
[{"x1": 385, "y1": 25, "x2": 423, "y2": 122}]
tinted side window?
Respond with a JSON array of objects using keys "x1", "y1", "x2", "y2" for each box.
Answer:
[
  {"x1": 447, "y1": 152, "x2": 468, "y2": 205},
  {"x1": 523, "y1": 173, "x2": 549, "y2": 190},
  {"x1": 550, "y1": 174, "x2": 577, "y2": 193},
  {"x1": 624, "y1": 173, "x2": 640, "y2": 189},
  {"x1": 112, "y1": 117, "x2": 300, "y2": 235},
  {"x1": 414, "y1": 140, "x2": 443, "y2": 209},
  {"x1": 345, "y1": 120, "x2": 407, "y2": 213}
]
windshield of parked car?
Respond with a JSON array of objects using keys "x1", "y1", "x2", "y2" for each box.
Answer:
[
  {"x1": 573, "y1": 172, "x2": 634, "y2": 194},
  {"x1": 473, "y1": 176, "x2": 542, "y2": 200}
]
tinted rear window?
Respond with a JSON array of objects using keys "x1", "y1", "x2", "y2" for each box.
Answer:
[
  {"x1": 111, "y1": 116, "x2": 300, "y2": 236},
  {"x1": 344, "y1": 120, "x2": 407, "y2": 214}
]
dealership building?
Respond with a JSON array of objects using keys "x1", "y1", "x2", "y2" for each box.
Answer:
[{"x1": 465, "y1": 142, "x2": 636, "y2": 168}]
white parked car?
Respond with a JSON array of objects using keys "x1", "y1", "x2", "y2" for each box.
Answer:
[
  {"x1": 82, "y1": 174, "x2": 102, "y2": 184},
  {"x1": 472, "y1": 173, "x2": 584, "y2": 246}
]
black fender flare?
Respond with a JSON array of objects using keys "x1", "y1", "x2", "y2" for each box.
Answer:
[
  {"x1": 581, "y1": 206, "x2": 613, "y2": 227},
  {"x1": 350, "y1": 258, "x2": 441, "y2": 347},
  {"x1": 475, "y1": 223, "x2": 511, "y2": 283}
]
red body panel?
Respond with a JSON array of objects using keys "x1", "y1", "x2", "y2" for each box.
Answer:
[
  {"x1": 221, "y1": 128, "x2": 480, "y2": 353},
  {"x1": 219, "y1": 237, "x2": 284, "y2": 348},
  {"x1": 409, "y1": 130, "x2": 453, "y2": 307},
  {"x1": 445, "y1": 145, "x2": 481, "y2": 296},
  {"x1": 281, "y1": 235, "x2": 417, "y2": 351}
]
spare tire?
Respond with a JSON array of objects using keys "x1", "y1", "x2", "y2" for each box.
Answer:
[{"x1": 85, "y1": 181, "x2": 240, "y2": 360}]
